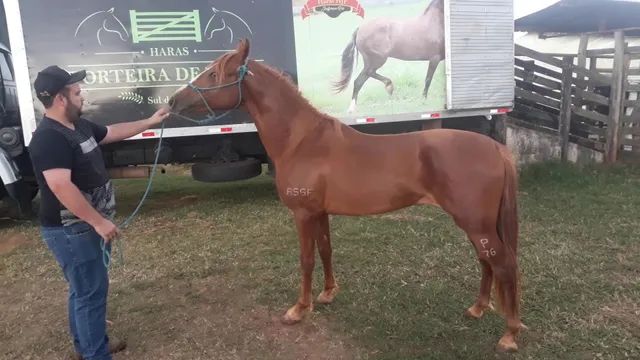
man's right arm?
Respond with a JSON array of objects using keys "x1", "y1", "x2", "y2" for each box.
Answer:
[{"x1": 43, "y1": 169, "x2": 119, "y2": 243}]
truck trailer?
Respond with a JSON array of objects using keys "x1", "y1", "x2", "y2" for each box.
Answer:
[{"x1": 0, "y1": 0, "x2": 514, "y2": 216}]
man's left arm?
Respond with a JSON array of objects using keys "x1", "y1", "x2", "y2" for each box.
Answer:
[{"x1": 99, "y1": 107, "x2": 170, "y2": 145}]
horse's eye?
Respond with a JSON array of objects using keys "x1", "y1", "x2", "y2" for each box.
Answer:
[{"x1": 209, "y1": 72, "x2": 217, "y2": 78}]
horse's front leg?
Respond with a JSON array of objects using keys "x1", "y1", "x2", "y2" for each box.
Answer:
[
  {"x1": 423, "y1": 59, "x2": 440, "y2": 98},
  {"x1": 282, "y1": 210, "x2": 321, "y2": 324},
  {"x1": 316, "y1": 213, "x2": 339, "y2": 304}
]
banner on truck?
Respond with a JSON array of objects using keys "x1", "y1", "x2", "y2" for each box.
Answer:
[
  {"x1": 18, "y1": 0, "x2": 445, "y2": 130},
  {"x1": 293, "y1": 0, "x2": 446, "y2": 117},
  {"x1": 18, "y1": 0, "x2": 296, "y2": 128}
]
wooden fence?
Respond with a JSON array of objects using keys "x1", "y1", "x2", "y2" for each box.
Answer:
[{"x1": 513, "y1": 31, "x2": 640, "y2": 163}]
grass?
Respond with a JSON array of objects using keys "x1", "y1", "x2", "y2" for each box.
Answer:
[
  {"x1": 1, "y1": 161, "x2": 640, "y2": 359},
  {"x1": 293, "y1": 1, "x2": 447, "y2": 117}
]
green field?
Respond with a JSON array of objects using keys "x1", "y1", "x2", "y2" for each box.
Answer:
[
  {"x1": 1, "y1": 162, "x2": 639, "y2": 359},
  {"x1": 293, "y1": 2, "x2": 446, "y2": 117}
]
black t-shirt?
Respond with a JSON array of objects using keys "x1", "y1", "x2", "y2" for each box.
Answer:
[{"x1": 29, "y1": 117, "x2": 116, "y2": 227}]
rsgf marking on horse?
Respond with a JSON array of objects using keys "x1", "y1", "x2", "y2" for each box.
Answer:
[{"x1": 286, "y1": 187, "x2": 314, "y2": 197}]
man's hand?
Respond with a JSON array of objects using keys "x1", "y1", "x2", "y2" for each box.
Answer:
[
  {"x1": 94, "y1": 218, "x2": 120, "y2": 244},
  {"x1": 147, "y1": 106, "x2": 171, "y2": 126},
  {"x1": 101, "y1": 106, "x2": 172, "y2": 144}
]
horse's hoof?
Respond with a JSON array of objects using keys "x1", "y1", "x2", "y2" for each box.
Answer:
[
  {"x1": 464, "y1": 302, "x2": 494, "y2": 319},
  {"x1": 317, "y1": 286, "x2": 339, "y2": 304},
  {"x1": 281, "y1": 313, "x2": 302, "y2": 325},
  {"x1": 464, "y1": 306, "x2": 484, "y2": 319},
  {"x1": 496, "y1": 335, "x2": 518, "y2": 353},
  {"x1": 385, "y1": 84, "x2": 394, "y2": 96},
  {"x1": 281, "y1": 303, "x2": 312, "y2": 325},
  {"x1": 347, "y1": 100, "x2": 357, "y2": 114}
]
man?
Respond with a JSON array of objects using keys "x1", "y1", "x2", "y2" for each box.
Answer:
[{"x1": 28, "y1": 65, "x2": 170, "y2": 360}]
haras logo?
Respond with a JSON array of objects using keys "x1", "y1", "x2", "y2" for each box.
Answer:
[
  {"x1": 70, "y1": 6, "x2": 254, "y2": 105},
  {"x1": 301, "y1": 0, "x2": 365, "y2": 19}
]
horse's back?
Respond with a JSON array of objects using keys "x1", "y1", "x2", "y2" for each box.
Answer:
[
  {"x1": 356, "y1": 19, "x2": 395, "y2": 56},
  {"x1": 416, "y1": 129, "x2": 507, "y2": 203},
  {"x1": 356, "y1": 7, "x2": 444, "y2": 61},
  {"x1": 418, "y1": 128, "x2": 505, "y2": 170}
]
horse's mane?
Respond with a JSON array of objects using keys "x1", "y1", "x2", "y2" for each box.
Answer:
[
  {"x1": 213, "y1": 52, "x2": 338, "y2": 125},
  {"x1": 254, "y1": 61, "x2": 332, "y2": 120},
  {"x1": 424, "y1": 0, "x2": 444, "y2": 14}
]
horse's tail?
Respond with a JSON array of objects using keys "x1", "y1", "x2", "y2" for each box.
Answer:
[
  {"x1": 493, "y1": 144, "x2": 520, "y2": 316},
  {"x1": 496, "y1": 145, "x2": 518, "y2": 255},
  {"x1": 333, "y1": 28, "x2": 358, "y2": 93}
]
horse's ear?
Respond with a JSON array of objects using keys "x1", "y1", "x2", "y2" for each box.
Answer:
[
  {"x1": 227, "y1": 38, "x2": 250, "y2": 71},
  {"x1": 236, "y1": 38, "x2": 250, "y2": 62}
]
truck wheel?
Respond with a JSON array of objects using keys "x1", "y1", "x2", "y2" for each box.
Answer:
[{"x1": 191, "y1": 158, "x2": 262, "y2": 183}]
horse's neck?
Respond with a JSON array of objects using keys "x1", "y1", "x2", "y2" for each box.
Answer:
[{"x1": 243, "y1": 63, "x2": 327, "y2": 161}]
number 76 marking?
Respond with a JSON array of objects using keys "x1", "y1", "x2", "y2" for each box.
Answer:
[
  {"x1": 482, "y1": 249, "x2": 497, "y2": 257},
  {"x1": 479, "y1": 239, "x2": 496, "y2": 257}
]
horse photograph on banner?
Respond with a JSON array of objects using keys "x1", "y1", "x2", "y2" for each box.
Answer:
[{"x1": 294, "y1": 0, "x2": 446, "y2": 117}]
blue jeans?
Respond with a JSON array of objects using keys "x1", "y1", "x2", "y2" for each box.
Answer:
[{"x1": 41, "y1": 222, "x2": 112, "y2": 360}]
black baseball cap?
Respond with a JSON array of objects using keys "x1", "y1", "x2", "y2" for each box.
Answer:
[{"x1": 34, "y1": 65, "x2": 86, "y2": 101}]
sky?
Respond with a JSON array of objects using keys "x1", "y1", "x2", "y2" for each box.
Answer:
[{"x1": 514, "y1": 0, "x2": 560, "y2": 19}]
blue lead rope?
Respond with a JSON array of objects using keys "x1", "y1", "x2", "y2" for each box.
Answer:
[
  {"x1": 100, "y1": 120, "x2": 166, "y2": 269},
  {"x1": 100, "y1": 60, "x2": 250, "y2": 269}
]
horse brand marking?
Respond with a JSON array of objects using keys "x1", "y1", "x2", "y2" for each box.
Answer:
[
  {"x1": 479, "y1": 238, "x2": 496, "y2": 257},
  {"x1": 286, "y1": 187, "x2": 314, "y2": 197}
]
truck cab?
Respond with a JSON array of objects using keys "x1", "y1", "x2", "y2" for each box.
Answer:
[
  {"x1": 0, "y1": 0, "x2": 514, "y2": 219},
  {"x1": 0, "y1": 41, "x2": 36, "y2": 217}
]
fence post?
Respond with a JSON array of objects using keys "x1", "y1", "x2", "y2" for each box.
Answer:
[
  {"x1": 522, "y1": 60, "x2": 535, "y2": 91},
  {"x1": 576, "y1": 34, "x2": 589, "y2": 107},
  {"x1": 559, "y1": 57, "x2": 573, "y2": 162},
  {"x1": 606, "y1": 31, "x2": 625, "y2": 163}
]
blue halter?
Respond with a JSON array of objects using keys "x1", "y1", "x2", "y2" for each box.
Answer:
[{"x1": 172, "y1": 59, "x2": 250, "y2": 125}]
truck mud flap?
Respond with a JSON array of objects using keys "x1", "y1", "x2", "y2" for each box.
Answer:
[
  {"x1": 3, "y1": 180, "x2": 37, "y2": 219},
  {"x1": 191, "y1": 158, "x2": 262, "y2": 183}
]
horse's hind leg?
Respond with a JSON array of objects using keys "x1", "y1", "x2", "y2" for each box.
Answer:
[
  {"x1": 371, "y1": 72, "x2": 394, "y2": 96},
  {"x1": 490, "y1": 246, "x2": 522, "y2": 352},
  {"x1": 282, "y1": 210, "x2": 322, "y2": 324},
  {"x1": 466, "y1": 230, "x2": 522, "y2": 352},
  {"x1": 348, "y1": 69, "x2": 370, "y2": 113},
  {"x1": 316, "y1": 213, "x2": 339, "y2": 304},
  {"x1": 464, "y1": 256, "x2": 494, "y2": 319},
  {"x1": 348, "y1": 54, "x2": 387, "y2": 113}
]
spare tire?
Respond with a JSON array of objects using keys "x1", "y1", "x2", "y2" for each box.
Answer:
[{"x1": 191, "y1": 158, "x2": 262, "y2": 183}]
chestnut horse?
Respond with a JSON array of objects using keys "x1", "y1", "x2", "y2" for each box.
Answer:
[{"x1": 169, "y1": 39, "x2": 524, "y2": 352}]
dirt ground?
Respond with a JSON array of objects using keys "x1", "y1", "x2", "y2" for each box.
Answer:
[{"x1": 0, "y1": 203, "x2": 364, "y2": 360}]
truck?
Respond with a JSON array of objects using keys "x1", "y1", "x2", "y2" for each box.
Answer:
[{"x1": 0, "y1": 0, "x2": 514, "y2": 217}]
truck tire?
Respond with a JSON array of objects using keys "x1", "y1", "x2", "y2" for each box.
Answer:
[{"x1": 191, "y1": 158, "x2": 262, "y2": 183}]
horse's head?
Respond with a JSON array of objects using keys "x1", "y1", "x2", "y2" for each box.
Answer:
[
  {"x1": 169, "y1": 39, "x2": 251, "y2": 116},
  {"x1": 102, "y1": 8, "x2": 129, "y2": 41}
]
